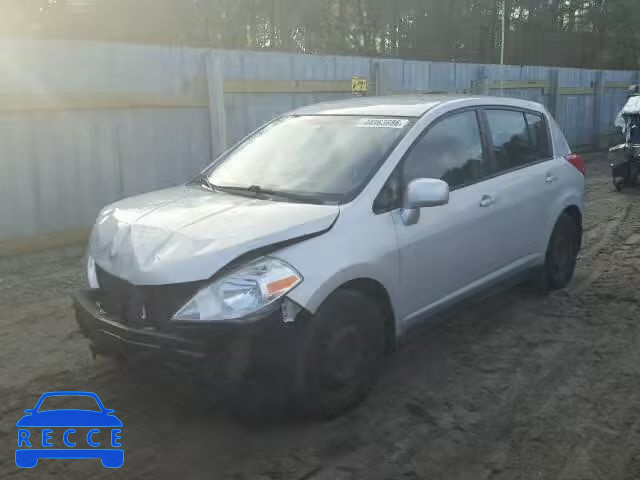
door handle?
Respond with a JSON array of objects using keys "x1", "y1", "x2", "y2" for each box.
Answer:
[
  {"x1": 479, "y1": 194, "x2": 495, "y2": 207},
  {"x1": 545, "y1": 173, "x2": 557, "y2": 184}
]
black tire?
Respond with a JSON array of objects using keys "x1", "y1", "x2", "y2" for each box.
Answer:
[
  {"x1": 615, "y1": 181, "x2": 624, "y2": 192},
  {"x1": 299, "y1": 290, "x2": 385, "y2": 420},
  {"x1": 630, "y1": 165, "x2": 640, "y2": 185},
  {"x1": 540, "y1": 213, "x2": 580, "y2": 291}
]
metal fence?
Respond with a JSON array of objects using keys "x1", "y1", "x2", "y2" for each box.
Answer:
[{"x1": 0, "y1": 38, "x2": 638, "y2": 241}]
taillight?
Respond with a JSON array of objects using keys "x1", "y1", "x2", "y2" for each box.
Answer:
[{"x1": 565, "y1": 153, "x2": 585, "y2": 175}]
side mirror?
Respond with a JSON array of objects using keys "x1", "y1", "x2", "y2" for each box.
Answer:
[
  {"x1": 401, "y1": 178, "x2": 449, "y2": 226},
  {"x1": 24, "y1": 409, "x2": 34, "y2": 415}
]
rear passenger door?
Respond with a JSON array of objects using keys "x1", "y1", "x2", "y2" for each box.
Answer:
[{"x1": 480, "y1": 108, "x2": 557, "y2": 264}]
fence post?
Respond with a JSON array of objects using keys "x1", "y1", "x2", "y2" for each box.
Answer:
[
  {"x1": 373, "y1": 61, "x2": 386, "y2": 96},
  {"x1": 548, "y1": 69, "x2": 560, "y2": 118},
  {"x1": 474, "y1": 67, "x2": 490, "y2": 95},
  {"x1": 593, "y1": 71, "x2": 605, "y2": 149},
  {"x1": 204, "y1": 54, "x2": 227, "y2": 162}
]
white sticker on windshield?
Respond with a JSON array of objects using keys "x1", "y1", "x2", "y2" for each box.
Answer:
[{"x1": 356, "y1": 118, "x2": 409, "y2": 129}]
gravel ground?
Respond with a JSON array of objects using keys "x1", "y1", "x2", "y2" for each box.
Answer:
[{"x1": 2, "y1": 152, "x2": 640, "y2": 479}]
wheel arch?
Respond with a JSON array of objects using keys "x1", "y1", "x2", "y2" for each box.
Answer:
[
  {"x1": 322, "y1": 278, "x2": 397, "y2": 354},
  {"x1": 562, "y1": 205, "x2": 583, "y2": 249},
  {"x1": 542, "y1": 194, "x2": 583, "y2": 254}
]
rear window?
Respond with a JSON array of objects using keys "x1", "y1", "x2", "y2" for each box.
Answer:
[{"x1": 486, "y1": 110, "x2": 551, "y2": 175}]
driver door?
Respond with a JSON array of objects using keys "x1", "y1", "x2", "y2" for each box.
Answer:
[{"x1": 392, "y1": 109, "x2": 502, "y2": 328}]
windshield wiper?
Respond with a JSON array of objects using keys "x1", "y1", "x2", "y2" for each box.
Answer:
[
  {"x1": 214, "y1": 184, "x2": 320, "y2": 204},
  {"x1": 191, "y1": 174, "x2": 215, "y2": 191}
]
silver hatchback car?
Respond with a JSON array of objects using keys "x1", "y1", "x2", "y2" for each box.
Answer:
[{"x1": 74, "y1": 95, "x2": 584, "y2": 418}]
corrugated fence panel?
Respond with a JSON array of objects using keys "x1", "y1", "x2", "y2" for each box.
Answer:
[
  {"x1": 402, "y1": 61, "x2": 431, "y2": 92},
  {"x1": 217, "y1": 50, "x2": 373, "y2": 145},
  {"x1": 115, "y1": 109, "x2": 211, "y2": 196},
  {"x1": 0, "y1": 39, "x2": 637, "y2": 240},
  {"x1": 427, "y1": 62, "x2": 458, "y2": 92},
  {"x1": 0, "y1": 108, "x2": 210, "y2": 237},
  {"x1": 0, "y1": 39, "x2": 202, "y2": 98},
  {"x1": 484, "y1": 64, "x2": 520, "y2": 81},
  {"x1": 558, "y1": 68, "x2": 594, "y2": 146},
  {"x1": 0, "y1": 39, "x2": 211, "y2": 238},
  {"x1": 0, "y1": 114, "x2": 39, "y2": 237},
  {"x1": 454, "y1": 63, "x2": 484, "y2": 91},
  {"x1": 381, "y1": 59, "x2": 406, "y2": 93}
]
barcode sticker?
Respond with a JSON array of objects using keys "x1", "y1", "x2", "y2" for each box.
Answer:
[{"x1": 356, "y1": 118, "x2": 409, "y2": 129}]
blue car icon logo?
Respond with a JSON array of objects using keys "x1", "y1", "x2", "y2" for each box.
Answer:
[{"x1": 16, "y1": 391, "x2": 123, "y2": 468}]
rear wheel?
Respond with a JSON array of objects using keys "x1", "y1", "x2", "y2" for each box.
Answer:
[
  {"x1": 300, "y1": 290, "x2": 385, "y2": 419},
  {"x1": 540, "y1": 213, "x2": 580, "y2": 290}
]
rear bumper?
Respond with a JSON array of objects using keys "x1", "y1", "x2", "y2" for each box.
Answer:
[{"x1": 73, "y1": 290, "x2": 313, "y2": 388}]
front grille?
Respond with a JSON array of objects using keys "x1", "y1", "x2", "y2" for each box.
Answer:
[{"x1": 95, "y1": 265, "x2": 203, "y2": 328}]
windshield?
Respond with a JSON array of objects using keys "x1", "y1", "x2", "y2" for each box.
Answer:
[{"x1": 204, "y1": 115, "x2": 414, "y2": 204}]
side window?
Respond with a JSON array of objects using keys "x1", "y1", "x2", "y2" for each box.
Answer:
[
  {"x1": 485, "y1": 110, "x2": 549, "y2": 175},
  {"x1": 373, "y1": 167, "x2": 402, "y2": 213},
  {"x1": 403, "y1": 111, "x2": 485, "y2": 190},
  {"x1": 526, "y1": 113, "x2": 552, "y2": 159}
]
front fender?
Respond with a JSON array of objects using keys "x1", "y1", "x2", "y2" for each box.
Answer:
[
  {"x1": 287, "y1": 263, "x2": 401, "y2": 319},
  {"x1": 274, "y1": 214, "x2": 402, "y2": 329}
]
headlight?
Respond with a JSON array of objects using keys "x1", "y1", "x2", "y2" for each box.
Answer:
[
  {"x1": 87, "y1": 256, "x2": 100, "y2": 289},
  {"x1": 173, "y1": 257, "x2": 302, "y2": 322}
]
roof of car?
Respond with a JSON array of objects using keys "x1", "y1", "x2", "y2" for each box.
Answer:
[{"x1": 291, "y1": 94, "x2": 542, "y2": 117}]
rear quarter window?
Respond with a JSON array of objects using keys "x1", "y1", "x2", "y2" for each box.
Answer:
[
  {"x1": 547, "y1": 113, "x2": 570, "y2": 156},
  {"x1": 525, "y1": 113, "x2": 552, "y2": 159}
]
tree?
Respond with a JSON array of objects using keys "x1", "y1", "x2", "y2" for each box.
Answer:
[{"x1": 1, "y1": 0, "x2": 638, "y2": 69}]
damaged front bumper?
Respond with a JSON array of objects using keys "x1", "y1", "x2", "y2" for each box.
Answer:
[{"x1": 72, "y1": 290, "x2": 313, "y2": 390}]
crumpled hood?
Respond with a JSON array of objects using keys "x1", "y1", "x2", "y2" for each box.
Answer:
[{"x1": 89, "y1": 186, "x2": 339, "y2": 285}]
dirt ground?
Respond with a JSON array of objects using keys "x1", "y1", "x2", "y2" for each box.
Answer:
[{"x1": 2, "y1": 152, "x2": 640, "y2": 480}]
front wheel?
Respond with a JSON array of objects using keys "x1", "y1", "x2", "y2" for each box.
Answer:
[
  {"x1": 299, "y1": 290, "x2": 385, "y2": 420},
  {"x1": 540, "y1": 213, "x2": 581, "y2": 290}
]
